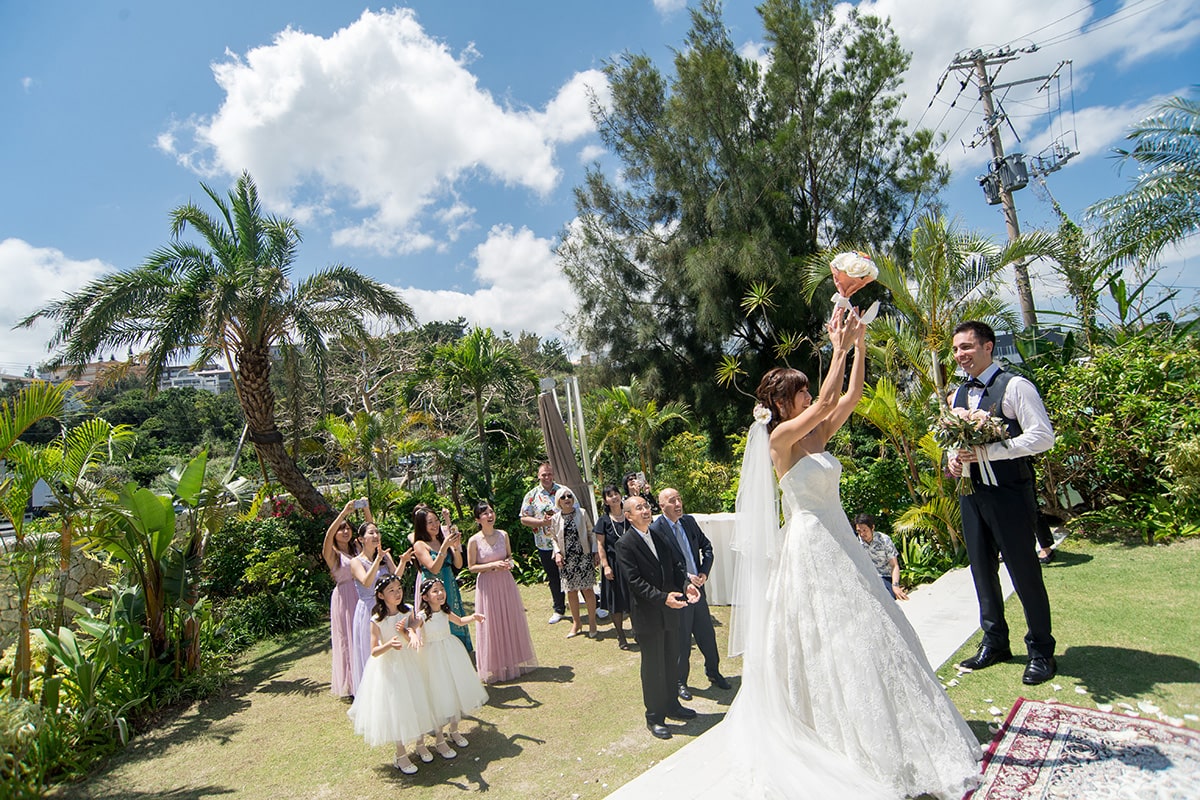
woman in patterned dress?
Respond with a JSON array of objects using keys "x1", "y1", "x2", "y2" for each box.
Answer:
[{"x1": 549, "y1": 486, "x2": 599, "y2": 639}]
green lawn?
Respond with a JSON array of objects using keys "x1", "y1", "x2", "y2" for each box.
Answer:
[
  {"x1": 50, "y1": 537, "x2": 1200, "y2": 799},
  {"x1": 939, "y1": 536, "x2": 1200, "y2": 744}
]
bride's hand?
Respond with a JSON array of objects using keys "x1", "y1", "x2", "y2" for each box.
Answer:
[{"x1": 828, "y1": 306, "x2": 859, "y2": 351}]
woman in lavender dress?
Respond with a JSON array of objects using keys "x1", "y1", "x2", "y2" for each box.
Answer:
[
  {"x1": 322, "y1": 499, "x2": 361, "y2": 697},
  {"x1": 350, "y1": 501, "x2": 408, "y2": 695}
]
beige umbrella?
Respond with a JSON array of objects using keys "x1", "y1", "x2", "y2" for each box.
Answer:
[{"x1": 537, "y1": 391, "x2": 596, "y2": 520}]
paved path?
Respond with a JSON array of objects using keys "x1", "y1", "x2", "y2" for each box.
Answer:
[{"x1": 606, "y1": 562, "x2": 1016, "y2": 799}]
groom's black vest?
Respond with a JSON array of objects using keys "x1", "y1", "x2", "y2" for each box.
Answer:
[{"x1": 952, "y1": 370, "x2": 1034, "y2": 486}]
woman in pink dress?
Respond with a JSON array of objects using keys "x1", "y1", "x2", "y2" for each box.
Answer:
[
  {"x1": 322, "y1": 499, "x2": 362, "y2": 697},
  {"x1": 466, "y1": 501, "x2": 537, "y2": 683}
]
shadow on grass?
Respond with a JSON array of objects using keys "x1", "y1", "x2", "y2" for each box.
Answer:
[
  {"x1": 120, "y1": 628, "x2": 330, "y2": 760},
  {"x1": 1056, "y1": 645, "x2": 1200, "y2": 704},
  {"x1": 370, "y1": 718, "x2": 545, "y2": 793},
  {"x1": 54, "y1": 786, "x2": 235, "y2": 800},
  {"x1": 966, "y1": 718, "x2": 996, "y2": 745},
  {"x1": 1042, "y1": 549, "x2": 1093, "y2": 567}
]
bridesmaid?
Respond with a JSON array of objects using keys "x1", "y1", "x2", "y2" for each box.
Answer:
[
  {"x1": 413, "y1": 506, "x2": 473, "y2": 655},
  {"x1": 322, "y1": 499, "x2": 362, "y2": 697},
  {"x1": 594, "y1": 485, "x2": 634, "y2": 650},
  {"x1": 350, "y1": 501, "x2": 408, "y2": 694},
  {"x1": 467, "y1": 501, "x2": 538, "y2": 683}
]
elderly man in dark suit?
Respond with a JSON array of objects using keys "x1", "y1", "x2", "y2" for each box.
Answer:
[
  {"x1": 615, "y1": 494, "x2": 699, "y2": 739},
  {"x1": 651, "y1": 487, "x2": 731, "y2": 700}
]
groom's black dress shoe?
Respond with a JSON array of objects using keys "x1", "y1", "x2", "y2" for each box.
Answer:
[
  {"x1": 677, "y1": 683, "x2": 693, "y2": 701},
  {"x1": 1022, "y1": 656, "x2": 1057, "y2": 685},
  {"x1": 647, "y1": 722, "x2": 672, "y2": 739},
  {"x1": 959, "y1": 644, "x2": 1013, "y2": 671},
  {"x1": 666, "y1": 705, "x2": 696, "y2": 720},
  {"x1": 709, "y1": 673, "x2": 732, "y2": 690}
]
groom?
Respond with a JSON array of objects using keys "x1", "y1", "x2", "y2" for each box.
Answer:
[
  {"x1": 616, "y1": 495, "x2": 699, "y2": 739},
  {"x1": 948, "y1": 321, "x2": 1057, "y2": 685}
]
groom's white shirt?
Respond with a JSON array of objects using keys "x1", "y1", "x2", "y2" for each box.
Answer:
[{"x1": 962, "y1": 363, "x2": 1055, "y2": 462}]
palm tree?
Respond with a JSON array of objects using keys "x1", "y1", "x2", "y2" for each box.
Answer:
[
  {"x1": 0, "y1": 381, "x2": 69, "y2": 698},
  {"x1": 40, "y1": 418, "x2": 136, "y2": 641},
  {"x1": 1088, "y1": 92, "x2": 1200, "y2": 267},
  {"x1": 430, "y1": 328, "x2": 536, "y2": 499},
  {"x1": 588, "y1": 376, "x2": 690, "y2": 483},
  {"x1": 20, "y1": 172, "x2": 415, "y2": 515}
]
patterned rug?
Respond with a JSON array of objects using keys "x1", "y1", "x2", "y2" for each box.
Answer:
[{"x1": 968, "y1": 698, "x2": 1200, "y2": 799}]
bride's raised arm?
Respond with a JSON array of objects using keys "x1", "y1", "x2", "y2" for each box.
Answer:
[
  {"x1": 769, "y1": 308, "x2": 863, "y2": 453},
  {"x1": 818, "y1": 316, "x2": 867, "y2": 439}
]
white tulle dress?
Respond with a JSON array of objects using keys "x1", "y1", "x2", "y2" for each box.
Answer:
[
  {"x1": 346, "y1": 612, "x2": 434, "y2": 747},
  {"x1": 417, "y1": 611, "x2": 488, "y2": 727},
  {"x1": 665, "y1": 448, "x2": 982, "y2": 800}
]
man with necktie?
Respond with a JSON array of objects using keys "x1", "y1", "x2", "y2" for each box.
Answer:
[
  {"x1": 948, "y1": 321, "x2": 1058, "y2": 685},
  {"x1": 652, "y1": 488, "x2": 731, "y2": 700},
  {"x1": 616, "y1": 495, "x2": 699, "y2": 739}
]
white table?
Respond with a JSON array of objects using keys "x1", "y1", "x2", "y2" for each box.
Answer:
[{"x1": 690, "y1": 512, "x2": 736, "y2": 605}]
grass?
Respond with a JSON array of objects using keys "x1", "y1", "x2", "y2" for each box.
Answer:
[
  {"x1": 48, "y1": 537, "x2": 1200, "y2": 799},
  {"x1": 938, "y1": 536, "x2": 1200, "y2": 744}
]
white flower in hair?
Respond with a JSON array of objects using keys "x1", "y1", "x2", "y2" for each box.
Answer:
[{"x1": 753, "y1": 404, "x2": 772, "y2": 424}]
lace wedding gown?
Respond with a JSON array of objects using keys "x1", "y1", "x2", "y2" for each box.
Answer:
[{"x1": 650, "y1": 452, "x2": 980, "y2": 800}]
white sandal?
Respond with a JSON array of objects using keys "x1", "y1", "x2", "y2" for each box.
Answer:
[
  {"x1": 449, "y1": 731, "x2": 469, "y2": 748},
  {"x1": 393, "y1": 755, "x2": 418, "y2": 774},
  {"x1": 413, "y1": 743, "x2": 434, "y2": 763}
]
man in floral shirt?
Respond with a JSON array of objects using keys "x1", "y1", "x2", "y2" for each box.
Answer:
[
  {"x1": 520, "y1": 462, "x2": 566, "y2": 623},
  {"x1": 853, "y1": 514, "x2": 907, "y2": 600}
]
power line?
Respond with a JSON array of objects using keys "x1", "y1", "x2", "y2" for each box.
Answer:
[
  {"x1": 1035, "y1": 0, "x2": 1169, "y2": 50},
  {"x1": 1001, "y1": 1, "x2": 1100, "y2": 49}
]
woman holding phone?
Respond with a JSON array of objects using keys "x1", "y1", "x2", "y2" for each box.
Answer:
[{"x1": 413, "y1": 506, "x2": 473, "y2": 655}]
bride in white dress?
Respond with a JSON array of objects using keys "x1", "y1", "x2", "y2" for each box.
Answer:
[{"x1": 675, "y1": 308, "x2": 981, "y2": 799}]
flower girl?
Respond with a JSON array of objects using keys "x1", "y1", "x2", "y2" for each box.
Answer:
[
  {"x1": 414, "y1": 577, "x2": 489, "y2": 758},
  {"x1": 346, "y1": 574, "x2": 433, "y2": 774}
]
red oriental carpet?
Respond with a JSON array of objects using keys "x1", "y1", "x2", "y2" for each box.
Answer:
[{"x1": 967, "y1": 698, "x2": 1200, "y2": 799}]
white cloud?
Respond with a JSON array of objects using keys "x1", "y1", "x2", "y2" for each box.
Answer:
[
  {"x1": 20, "y1": 77, "x2": 33, "y2": 92},
  {"x1": 396, "y1": 224, "x2": 577, "y2": 341},
  {"x1": 653, "y1": 0, "x2": 688, "y2": 15},
  {"x1": 158, "y1": 9, "x2": 608, "y2": 256},
  {"x1": 578, "y1": 144, "x2": 606, "y2": 164},
  {"x1": 0, "y1": 239, "x2": 111, "y2": 371}
]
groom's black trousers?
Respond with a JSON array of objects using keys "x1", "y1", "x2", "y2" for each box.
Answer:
[{"x1": 961, "y1": 476, "x2": 1055, "y2": 659}]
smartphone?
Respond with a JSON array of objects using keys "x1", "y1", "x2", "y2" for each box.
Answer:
[{"x1": 354, "y1": 499, "x2": 367, "y2": 509}]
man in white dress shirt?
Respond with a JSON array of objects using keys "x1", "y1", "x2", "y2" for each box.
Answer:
[{"x1": 948, "y1": 320, "x2": 1057, "y2": 685}]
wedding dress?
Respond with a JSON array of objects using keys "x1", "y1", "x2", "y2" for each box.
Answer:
[{"x1": 678, "y1": 424, "x2": 981, "y2": 799}]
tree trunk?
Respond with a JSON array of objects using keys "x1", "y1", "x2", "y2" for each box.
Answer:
[{"x1": 236, "y1": 346, "x2": 329, "y2": 516}]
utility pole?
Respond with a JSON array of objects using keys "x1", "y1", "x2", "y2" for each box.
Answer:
[{"x1": 970, "y1": 52, "x2": 1038, "y2": 329}]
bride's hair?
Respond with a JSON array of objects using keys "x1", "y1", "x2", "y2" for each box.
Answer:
[{"x1": 756, "y1": 368, "x2": 809, "y2": 432}]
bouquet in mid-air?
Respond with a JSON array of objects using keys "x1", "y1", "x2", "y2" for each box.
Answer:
[
  {"x1": 829, "y1": 251, "x2": 880, "y2": 324},
  {"x1": 931, "y1": 407, "x2": 1009, "y2": 495}
]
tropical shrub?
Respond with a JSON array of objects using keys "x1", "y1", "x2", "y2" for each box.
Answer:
[
  {"x1": 1038, "y1": 337, "x2": 1200, "y2": 542},
  {"x1": 654, "y1": 432, "x2": 735, "y2": 514}
]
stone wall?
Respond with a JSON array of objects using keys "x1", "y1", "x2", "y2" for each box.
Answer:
[{"x1": 0, "y1": 536, "x2": 115, "y2": 650}]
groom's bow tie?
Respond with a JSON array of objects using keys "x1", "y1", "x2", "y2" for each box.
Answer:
[{"x1": 964, "y1": 377, "x2": 986, "y2": 389}]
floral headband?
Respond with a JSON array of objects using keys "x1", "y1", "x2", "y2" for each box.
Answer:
[{"x1": 374, "y1": 574, "x2": 401, "y2": 593}]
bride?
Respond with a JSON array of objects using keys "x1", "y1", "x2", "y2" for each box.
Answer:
[{"x1": 704, "y1": 307, "x2": 981, "y2": 799}]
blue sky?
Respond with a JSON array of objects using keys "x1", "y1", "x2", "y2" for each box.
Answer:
[{"x1": 2, "y1": 0, "x2": 1198, "y2": 373}]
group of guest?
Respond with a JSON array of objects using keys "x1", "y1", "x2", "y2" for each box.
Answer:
[
  {"x1": 521, "y1": 463, "x2": 730, "y2": 713},
  {"x1": 323, "y1": 497, "x2": 537, "y2": 700}
]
